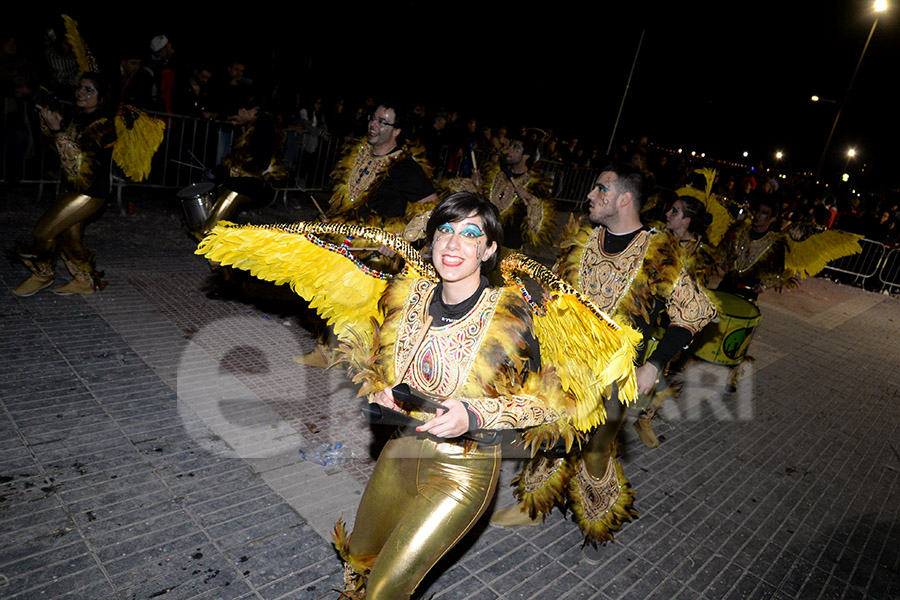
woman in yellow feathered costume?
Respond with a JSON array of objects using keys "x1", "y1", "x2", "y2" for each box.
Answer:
[
  {"x1": 14, "y1": 15, "x2": 164, "y2": 297},
  {"x1": 196, "y1": 191, "x2": 640, "y2": 599},
  {"x1": 14, "y1": 71, "x2": 117, "y2": 296}
]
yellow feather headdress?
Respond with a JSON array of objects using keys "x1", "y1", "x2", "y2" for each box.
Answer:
[
  {"x1": 675, "y1": 167, "x2": 734, "y2": 246},
  {"x1": 61, "y1": 14, "x2": 98, "y2": 74}
]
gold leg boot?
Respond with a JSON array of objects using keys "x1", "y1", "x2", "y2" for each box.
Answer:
[
  {"x1": 13, "y1": 257, "x2": 55, "y2": 297},
  {"x1": 54, "y1": 256, "x2": 104, "y2": 295},
  {"x1": 14, "y1": 272, "x2": 55, "y2": 296},
  {"x1": 293, "y1": 343, "x2": 330, "y2": 368},
  {"x1": 489, "y1": 503, "x2": 544, "y2": 527},
  {"x1": 633, "y1": 410, "x2": 659, "y2": 448}
]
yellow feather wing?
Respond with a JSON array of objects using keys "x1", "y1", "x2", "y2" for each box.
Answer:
[
  {"x1": 675, "y1": 167, "x2": 733, "y2": 246},
  {"x1": 501, "y1": 253, "x2": 641, "y2": 432},
  {"x1": 196, "y1": 221, "x2": 436, "y2": 345},
  {"x1": 785, "y1": 228, "x2": 863, "y2": 278},
  {"x1": 61, "y1": 14, "x2": 97, "y2": 74},
  {"x1": 113, "y1": 107, "x2": 166, "y2": 181}
]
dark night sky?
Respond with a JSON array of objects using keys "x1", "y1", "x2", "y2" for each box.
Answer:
[{"x1": 11, "y1": 1, "x2": 899, "y2": 187}]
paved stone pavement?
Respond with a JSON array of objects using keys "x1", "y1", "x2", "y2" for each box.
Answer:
[{"x1": 1, "y1": 185, "x2": 898, "y2": 600}]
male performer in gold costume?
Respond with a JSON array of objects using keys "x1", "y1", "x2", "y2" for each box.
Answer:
[
  {"x1": 717, "y1": 196, "x2": 792, "y2": 301},
  {"x1": 448, "y1": 135, "x2": 555, "y2": 250},
  {"x1": 195, "y1": 101, "x2": 284, "y2": 239},
  {"x1": 326, "y1": 102, "x2": 437, "y2": 229},
  {"x1": 493, "y1": 163, "x2": 715, "y2": 548},
  {"x1": 295, "y1": 102, "x2": 438, "y2": 365}
]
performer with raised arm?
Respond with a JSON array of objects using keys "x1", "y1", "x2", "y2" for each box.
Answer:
[
  {"x1": 14, "y1": 15, "x2": 163, "y2": 297},
  {"x1": 445, "y1": 133, "x2": 555, "y2": 251}
]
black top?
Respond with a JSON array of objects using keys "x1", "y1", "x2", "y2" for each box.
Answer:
[{"x1": 366, "y1": 154, "x2": 435, "y2": 218}]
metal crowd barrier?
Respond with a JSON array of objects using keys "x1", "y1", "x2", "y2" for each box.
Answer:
[
  {"x1": 5, "y1": 112, "x2": 898, "y2": 294},
  {"x1": 822, "y1": 237, "x2": 886, "y2": 287},
  {"x1": 877, "y1": 248, "x2": 900, "y2": 295}
]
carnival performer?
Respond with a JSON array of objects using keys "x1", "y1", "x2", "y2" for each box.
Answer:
[
  {"x1": 717, "y1": 196, "x2": 792, "y2": 301},
  {"x1": 195, "y1": 99, "x2": 284, "y2": 240},
  {"x1": 295, "y1": 101, "x2": 438, "y2": 365},
  {"x1": 491, "y1": 163, "x2": 716, "y2": 550},
  {"x1": 14, "y1": 73, "x2": 115, "y2": 296},
  {"x1": 326, "y1": 101, "x2": 438, "y2": 227},
  {"x1": 195, "y1": 191, "x2": 640, "y2": 599},
  {"x1": 14, "y1": 16, "x2": 163, "y2": 297},
  {"x1": 444, "y1": 135, "x2": 555, "y2": 251},
  {"x1": 665, "y1": 195, "x2": 719, "y2": 287}
]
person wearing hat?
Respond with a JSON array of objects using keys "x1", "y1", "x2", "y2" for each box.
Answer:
[{"x1": 147, "y1": 34, "x2": 176, "y2": 113}]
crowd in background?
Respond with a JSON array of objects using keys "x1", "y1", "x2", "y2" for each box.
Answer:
[{"x1": 3, "y1": 19, "x2": 899, "y2": 248}]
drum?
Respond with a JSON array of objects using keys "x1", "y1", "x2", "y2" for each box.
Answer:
[
  {"x1": 692, "y1": 291, "x2": 761, "y2": 366},
  {"x1": 177, "y1": 182, "x2": 215, "y2": 232}
]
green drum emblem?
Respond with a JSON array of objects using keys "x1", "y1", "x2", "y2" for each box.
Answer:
[{"x1": 723, "y1": 328, "x2": 753, "y2": 360}]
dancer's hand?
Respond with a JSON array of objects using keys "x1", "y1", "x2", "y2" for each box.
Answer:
[
  {"x1": 40, "y1": 107, "x2": 62, "y2": 131},
  {"x1": 636, "y1": 363, "x2": 659, "y2": 395},
  {"x1": 416, "y1": 398, "x2": 469, "y2": 439},
  {"x1": 370, "y1": 389, "x2": 401, "y2": 411}
]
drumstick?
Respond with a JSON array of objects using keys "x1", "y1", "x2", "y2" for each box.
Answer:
[
  {"x1": 307, "y1": 193, "x2": 328, "y2": 219},
  {"x1": 471, "y1": 148, "x2": 478, "y2": 173},
  {"x1": 168, "y1": 159, "x2": 205, "y2": 169},
  {"x1": 187, "y1": 150, "x2": 207, "y2": 170}
]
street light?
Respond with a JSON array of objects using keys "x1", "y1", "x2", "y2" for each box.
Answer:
[
  {"x1": 815, "y1": 0, "x2": 888, "y2": 181},
  {"x1": 844, "y1": 147, "x2": 858, "y2": 172}
]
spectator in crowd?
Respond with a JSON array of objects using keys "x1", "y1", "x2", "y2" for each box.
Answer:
[
  {"x1": 115, "y1": 49, "x2": 153, "y2": 108},
  {"x1": 1, "y1": 30, "x2": 38, "y2": 182},
  {"x1": 42, "y1": 26, "x2": 79, "y2": 97},
  {"x1": 174, "y1": 63, "x2": 213, "y2": 117},
  {"x1": 147, "y1": 34, "x2": 177, "y2": 113}
]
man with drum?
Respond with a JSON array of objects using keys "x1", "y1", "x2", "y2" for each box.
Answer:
[
  {"x1": 491, "y1": 162, "x2": 715, "y2": 553},
  {"x1": 718, "y1": 196, "x2": 793, "y2": 302},
  {"x1": 193, "y1": 98, "x2": 284, "y2": 240}
]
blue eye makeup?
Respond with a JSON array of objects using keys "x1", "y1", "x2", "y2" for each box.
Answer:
[
  {"x1": 460, "y1": 225, "x2": 485, "y2": 238},
  {"x1": 435, "y1": 222, "x2": 485, "y2": 242}
]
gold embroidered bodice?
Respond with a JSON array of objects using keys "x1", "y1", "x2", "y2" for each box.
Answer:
[
  {"x1": 578, "y1": 227, "x2": 652, "y2": 314},
  {"x1": 347, "y1": 145, "x2": 397, "y2": 204},
  {"x1": 489, "y1": 171, "x2": 529, "y2": 215},
  {"x1": 393, "y1": 279, "x2": 502, "y2": 399},
  {"x1": 733, "y1": 227, "x2": 779, "y2": 273}
]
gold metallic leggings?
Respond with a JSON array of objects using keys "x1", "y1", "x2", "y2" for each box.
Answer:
[
  {"x1": 349, "y1": 435, "x2": 500, "y2": 600},
  {"x1": 33, "y1": 192, "x2": 106, "y2": 264},
  {"x1": 199, "y1": 188, "x2": 251, "y2": 237}
]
